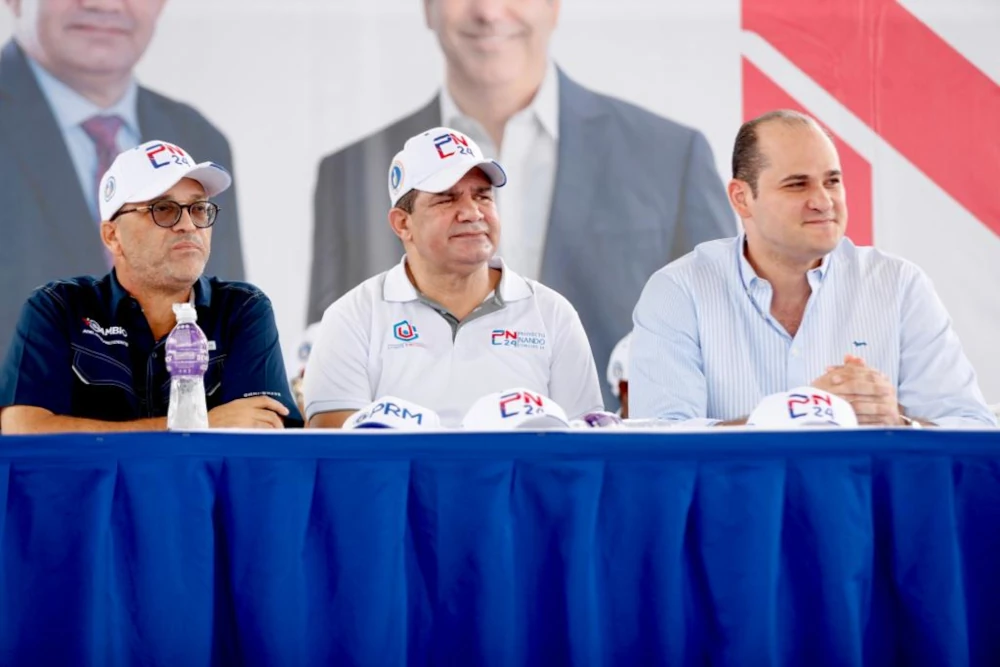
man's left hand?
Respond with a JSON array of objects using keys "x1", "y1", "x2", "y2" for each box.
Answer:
[{"x1": 815, "y1": 355, "x2": 903, "y2": 426}]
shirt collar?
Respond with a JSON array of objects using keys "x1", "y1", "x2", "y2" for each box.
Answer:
[
  {"x1": 439, "y1": 60, "x2": 560, "y2": 141},
  {"x1": 737, "y1": 233, "x2": 836, "y2": 290},
  {"x1": 109, "y1": 270, "x2": 212, "y2": 315},
  {"x1": 193, "y1": 275, "x2": 212, "y2": 308},
  {"x1": 25, "y1": 54, "x2": 140, "y2": 136},
  {"x1": 383, "y1": 255, "x2": 534, "y2": 304}
]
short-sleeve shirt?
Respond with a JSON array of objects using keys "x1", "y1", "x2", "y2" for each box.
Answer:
[
  {"x1": 303, "y1": 257, "x2": 604, "y2": 426},
  {"x1": 0, "y1": 271, "x2": 302, "y2": 426}
]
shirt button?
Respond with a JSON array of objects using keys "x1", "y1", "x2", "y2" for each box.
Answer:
[{"x1": 791, "y1": 348, "x2": 800, "y2": 358}]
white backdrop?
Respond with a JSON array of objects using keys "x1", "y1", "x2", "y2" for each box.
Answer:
[{"x1": 2, "y1": 0, "x2": 998, "y2": 401}]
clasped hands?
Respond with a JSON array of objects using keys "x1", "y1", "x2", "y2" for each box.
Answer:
[{"x1": 811, "y1": 354, "x2": 905, "y2": 426}]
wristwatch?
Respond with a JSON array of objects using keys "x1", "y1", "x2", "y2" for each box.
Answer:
[{"x1": 899, "y1": 414, "x2": 923, "y2": 429}]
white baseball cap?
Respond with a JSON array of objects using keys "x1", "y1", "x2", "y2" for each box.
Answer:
[
  {"x1": 344, "y1": 396, "x2": 443, "y2": 430},
  {"x1": 747, "y1": 386, "x2": 859, "y2": 428},
  {"x1": 99, "y1": 140, "x2": 232, "y2": 221},
  {"x1": 388, "y1": 126, "x2": 506, "y2": 207},
  {"x1": 462, "y1": 388, "x2": 570, "y2": 430},
  {"x1": 606, "y1": 332, "x2": 632, "y2": 397}
]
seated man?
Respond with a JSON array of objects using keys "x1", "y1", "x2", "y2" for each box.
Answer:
[
  {"x1": 0, "y1": 141, "x2": 301, "y2": 433},
  {"x1": 630, "y1": 110, "x2": 995, "y2": 427},
  {"x1": 304, "y1": 127, "x2": 603, "y2": 428}
]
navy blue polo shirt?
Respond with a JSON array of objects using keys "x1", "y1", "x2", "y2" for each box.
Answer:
[{"x1": 0, "y1": 271, "x2": 303, "y2": 426}]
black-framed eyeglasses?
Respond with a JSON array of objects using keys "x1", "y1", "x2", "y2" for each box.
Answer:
[{"x1": 111, "y1": 200, "x2": 220, "y2": 228}]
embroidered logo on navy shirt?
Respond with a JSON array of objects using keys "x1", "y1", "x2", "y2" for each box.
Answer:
[{"x1": 82, "y1": 318, "x2": 128, "y2": 346}]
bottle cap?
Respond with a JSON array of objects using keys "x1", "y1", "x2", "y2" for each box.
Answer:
[{"x1": 172, "y1": 302, "x2": 198, "y2": 324}]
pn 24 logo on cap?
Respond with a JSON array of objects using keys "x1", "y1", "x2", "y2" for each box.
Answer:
[
  {"x1": 747, "y1": 386, "x2": 858, "y2": 428},
  {"x1": 462, "y1": 387, "x2": 571, "y2": 430}
]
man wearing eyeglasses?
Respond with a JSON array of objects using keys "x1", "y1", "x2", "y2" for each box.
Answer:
[{"x1": 0, "y1": 140, "x2": 301, "y2": 433}]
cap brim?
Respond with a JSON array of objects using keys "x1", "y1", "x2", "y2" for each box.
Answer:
[
  {"x1": 183, "y1": 162, "x2": 233, "y2": 197},
  {"x1": 126, "y1": 160, "x2": 233, "y2": 204},
  {"x1": 414, "y1": 159, "x2": 507, "y2": 195},
  {"x1": 515, "y1": 414, "x2": 571, "y2": 430},
  {"x1": 747, "y1": 416, "x2": 846, "y2": 428}
]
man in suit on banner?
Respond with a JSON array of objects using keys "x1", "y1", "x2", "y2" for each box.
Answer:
[
  {"x1": 308, "y1": 0, "x2": 735, "y2": 406},
  {"x1": 0, "y1": 0, "x2": 245, "y2": 358}
]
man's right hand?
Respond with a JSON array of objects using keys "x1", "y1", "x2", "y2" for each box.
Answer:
[
  {"x1": 209, "y1": 397, "x2": 289, "y2": 429},
  {"x1": 811, "y1": 355, "x2": 901, "y2": 426}
]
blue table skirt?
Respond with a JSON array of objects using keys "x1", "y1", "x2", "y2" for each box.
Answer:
[{"x1": 0, "y1": 429, "x2": 998, "y2": 666}]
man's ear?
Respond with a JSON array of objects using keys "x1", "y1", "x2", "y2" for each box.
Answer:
[
  {"x1": 388, "y1": 208, "x2": 411, "y2": 243},
  {"x1": 422, "y1": 0, "x2": 433, "y2": 29},
  {"x1": 727, "y1": 179, "x2": 754, "y2": 220},
  {"x1": 100, "y1": 220, "x2": 122, "y2": 257},
  {"x1": 551, "y1": 0, "x2": 562, "y2": 25}
]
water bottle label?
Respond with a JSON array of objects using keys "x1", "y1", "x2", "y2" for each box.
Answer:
[{"x1": 165, "y1": 322, "x2": 209, "y2": 376}]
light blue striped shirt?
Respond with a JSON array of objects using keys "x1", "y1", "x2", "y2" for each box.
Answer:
[
  {"x1": 630, "y1": 236, "x2": 996, "y2": 427},
  {"x1": 26, "y1": 55, "x2": 141, "y2": 220}
]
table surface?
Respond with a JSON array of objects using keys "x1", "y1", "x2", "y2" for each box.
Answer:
[{"x1": 0, "y1": 428, "x2": 997, "y2": 667}]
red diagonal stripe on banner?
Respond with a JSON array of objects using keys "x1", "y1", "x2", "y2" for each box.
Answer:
[
  {"x1": 743, "y1": 0, "x2": 1000, "y2": 236},
  {"x1": 742, "y1": 59, "x2": 873, "y2": 246}
]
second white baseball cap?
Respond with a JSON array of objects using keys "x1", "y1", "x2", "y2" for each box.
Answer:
[
  {"x1": 99, "y1": 140, "x2": 232, "y2": 221},
  {"x1": 462, "y1": 388, "x2": 570, "y2": 430},
  {"x1": 388, "y1": 126, "x2": 506, "y2": 207},
  {"x1": 344, "y1": 396, "x2": 443, "y2": 430},
  {"x1": 747, "y1": 386, "x2": 859, "y2": 428}
]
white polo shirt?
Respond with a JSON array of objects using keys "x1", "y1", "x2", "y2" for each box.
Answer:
[{"x1": 303, "y1": 256, "x2": 604, "y2": 427}]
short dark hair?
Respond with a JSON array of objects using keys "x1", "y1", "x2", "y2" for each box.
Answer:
[
  {"x1": 732, "y1": 109, "x2": 820, "y2": 197},
  {"x1": 393, "y1": 189, "x2": 418, "y2": 214}
]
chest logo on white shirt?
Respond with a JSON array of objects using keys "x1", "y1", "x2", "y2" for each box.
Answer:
[
  {"x1": 393, "y1": 320, "x2": 419, "y2": 342},
  {"x1": 491, "y1": 329, "x2": 546, "y2": 350},
  {"x1": 388, "y1": 320, "x2": 424, "y2": 350},
  {"x1": 852, "y1": 340, "x2": 868, "y2": 348}
]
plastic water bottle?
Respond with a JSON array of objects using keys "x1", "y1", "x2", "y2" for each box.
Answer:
[{"x1": 165, "y1": 302, "x2": 209, "y2": 430}]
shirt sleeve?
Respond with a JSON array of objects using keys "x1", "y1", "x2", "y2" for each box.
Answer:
[
  {"x1": 629, "y1": 269, "x2": 710, "y2": 421},
  {"x1": 897, "y1": 265, "x2": 996, "y2": 427},
  {"x1": 0, "y1": 287, "x2": 73, "y2": 415},
  {"x1": 547, "y1": 296, "x2": 604, "y2": 420},
  {"x1": 220, "y1": 293, "x2": 303, "y2": 427},
  {"x1": 302, "y1": 291, "x2": 373, "y2": 421}
]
